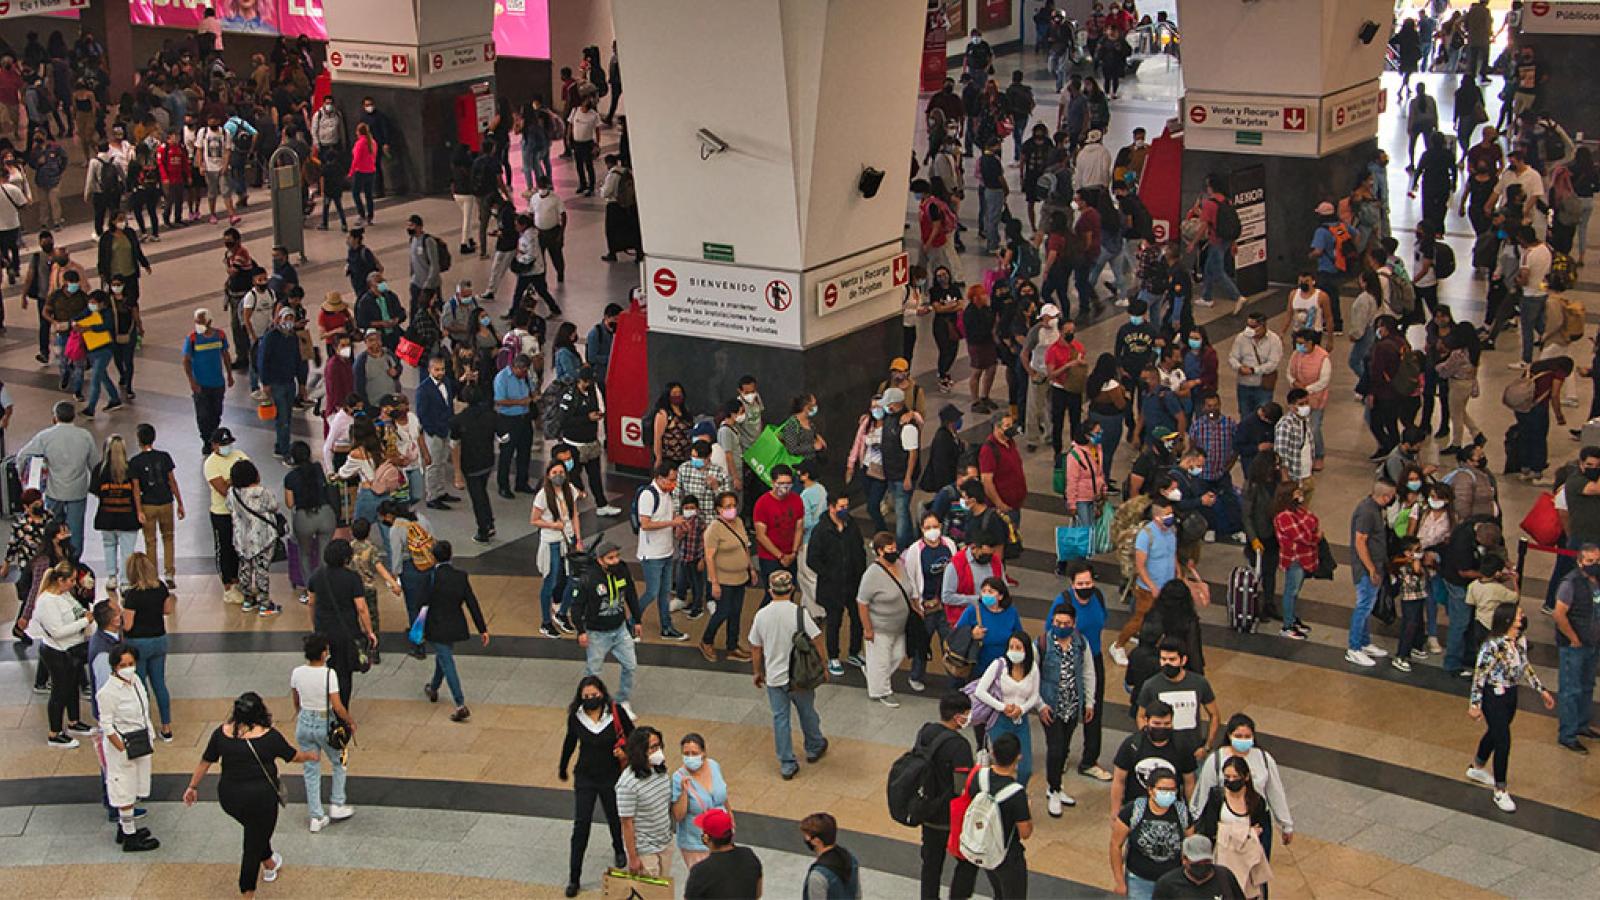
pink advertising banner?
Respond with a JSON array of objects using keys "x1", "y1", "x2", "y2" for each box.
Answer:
[
  {"x1": 129, "y1": 0, "x2": 327, "y2": 40},
  {"x1": 492, "y1": 0, "x2": 549, "y2": 60}
]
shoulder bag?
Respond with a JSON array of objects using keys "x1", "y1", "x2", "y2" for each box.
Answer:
[
  {"x1": 326, "y1": 579, "x2": 373, "y2": 674},
  {"x1": 944, "y1": 599, "x2": 985, "y2": 679},
  {"x1": 117, "y1": 681, "x2": 153, "y2": 760},
  {"x1": 244, "y1": 731, "x2": 288, "y2": 808},
  {"x1": 881, "y1": 562, "x2": 928, "y2": 661},
  {"x1": 609, "y1": 702, "x2": 629, "y2": 767},
  {"x1": 325, "y1": 669, "x2": 353, "y2": 753}
]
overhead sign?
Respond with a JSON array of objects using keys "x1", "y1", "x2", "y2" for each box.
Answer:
[
  {"x1": 1325, "y1": 81, "x2": 1383, "y2": 134},
  {"x1": 645, "y1": 258, "x2": 801, "y2": 349},
  {"x1": 0, "y1": 0, "x2": 86, "y2": 19},
  {"x1": 1185, "y1": 94, "x2": 1310, "y2": 133},
  {"x1": 816, "y1": 252, "x2": 911, "y2": 317},
  {"x1": 327, "y1": 43, "x2": 412, "y2": 78},
  {"x1": 1522, "y1": 1, "x2": 1600, "y2": 34}
]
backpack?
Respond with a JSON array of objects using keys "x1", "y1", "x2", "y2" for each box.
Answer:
[
  {"x1": 787, "y1": 601, "x2": 827, "y2": 691},
  {"x1": 1502, "y1": 370, "x2": 1540, "y2": 413},
  {"x1": 615, "y1": 170, "x2": 636, "y2": 208},
  {"x1": 1432, "y1": 242, "x2": 1457, "y2": 280},
  {"x1": 430, "y1": 234, "x2": 452, "y2": 273},
  {"x1": 957, "y1": 768, "x2": 1025, "y2": 870},
  {"x1": 1011, "y1": 240, "x2": 1041, "y2": 281},
  {"x1": 1325, "y1": 222, "x2": 1359, "y2": 272},
  {"x1": 1126, "y1": 796, "x2": 1191, "y2": 858},
  {"x1": 404, "y1": 521, "x2": 436, "y2": 571},
  {"x1": 1004, "y1": 83, "x2": 1035, "y2": 119},
  {"x1": 1382, "y1": 270, "x2": 1417, "y2": 318},
  {"x1": 541, "y1": 378, "x2": 573, "y2": 440},
  {"x1": 1563, "y1": 295, "x2": 1587, "y2": 341},
  {"x1": 96, "y1": 158, "x2": 123, "y2": 195},
  {"x1": 1226, "y1": 560, "x2": 1262, "y2": 633},
  {"x1": 1392, "y1": 345, "x2": 1424, "y2": 396},
  {"x1": 1549, "y1": 251, "x2": 1577, "y2": 293},
  {"x1": 1211, "y1": 199, "x2": 1242, "y2": 244},
  {"x1": 887, "y1": 730, "x2": 963, "y2": 827},
  {"x1": 628, "y1": 483, "x2": 659, "y2": 535}
]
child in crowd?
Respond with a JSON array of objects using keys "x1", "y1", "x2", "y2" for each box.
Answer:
[
  {"x1": 673, "y1": 495, "x2": 707, "y2": 618},
  {"x1": 1466, "y1": 555, "x2": 1517, "y2": 663},
  {"x1": 349, "y1": 517, "x2": 401, "y2": 663},
  {"x1": 1389, "y1": 537, "x2": 1428, "y2": 673}
]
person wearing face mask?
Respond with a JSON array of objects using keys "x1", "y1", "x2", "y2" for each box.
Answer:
[
  {"x1": 559, "y1": 675, "x2": 633, "y2": 896},
  {"x1": 320, "y1": 333, "x2": 356, "y2": 432},
  {"x1": 531, "y1": 459, "x2": 584, "y2": 638},
  {"x1": 1467, "y1": 602, "x2": 1554, "y2": 812},
  {"x1": 1191, "y1": 714, "x2": 1294, "y2": 856},
  {"x1": 979, "y1": 413, "x2": 1028, "y2": 543},
  {"x1": 952, "y1": 577, "x2": 1024, "y2": 693},
  {"x1": 1283, "y1": 328, "x2": 1331, "y2": 472},
  {"x1": 807, "y1": 494, "x2": 868, "y2": 677},
  {"x1": 418, "y1": 540, "x2": 489, "y2": 722},
  {"x1": 856, "y1": 533, "x2": 913, "y2": 707},
  {"x1": 1136, "y1": 637, "x2": 1220, "y2": 762},
  {"x1": 1346, "y1": 480, "x2": 1399, "y2": 667},
  {"x1": 98, "y1": 644, "x2": 161, "y2": 851},
  {"x1": 670, "y1": 732, "x2": 731, "y2": 869},
  {"x1": 905, "y1": 691, "x2": 977, "y2": 898},
  {"x1": 95, "y1": 212, "x2": 149, "y2": 305},
  {"x1": 310, "y1": 96, "x2": 346, "y2": 163},
  {"x1": 1182, "y1": 394, "x2": 1243, "y2": 542},
  {"x1": 75, "y1": 288, "x2": 122, "y2": 419},
  {"x1": 1135, "y1": 367, "x2": 1186, "y2": 451},
  {"x1": 1042, "y1": 309, "x2": 1087, "y2": 456},
  {"x1": 258, "y1": 309, "x2": 302, "y2": 461},
  {"x1": 1443, "y1": 444, "x2": 1498, "y2": 522},
  {"x1": 1151, "y1": 835, "x2": 1246, "y2": 900},
  {"x1": 1553, "y1": 542, "x2": 1600, "y2": 753},
  {"x1": 1036, "y1": 601, "x2": 1096, "y2": 815},
  {"x1": 615, "y1": 726, "x2": 674, "y2": 877},
  {"x1": 555, "y1": 366, "x2": 619, "y2": 516},
  {"x1": 1272, "y1": 389, "x2": 1315, "y2": 496},
  {"x1": 44, "y1": 265, "x2": 88, "y2": 394},
  {"x1": 903, "y1": 512, "x2": 958, "y2": 692},
  {"x1": 1111, "y1": 765, "x2": 1194, "y2": 898},
  {"x1": 1270, "y1": 487, "x2": 1319, "y2": 640},
  {"x1": 701, "y1": 490, "x2": 757, "y2": 661},
  {"x1": 1108, "y1": 497, "x2": 1178, "y2": 666},
  {"x1": 1064, "y1": 421, "x2": 1108, "y2": 531},
  {"x1": 1227, "y1": 313, "x2": 1283, "y2": 423}
]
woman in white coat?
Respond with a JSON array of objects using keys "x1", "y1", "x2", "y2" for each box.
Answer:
[{"x1": 98, "y1": 644, "x2": 160, "y2": 851}]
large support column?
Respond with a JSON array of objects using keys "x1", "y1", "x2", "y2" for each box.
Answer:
[
  {"x1": 80, "y1": 0, "x2": 135, "y2": 98},
  {"x1": 615, "y1": 0, "x2": 927, "y2": 463},
  {"x1": 322, "y1": 0, "x2": 497, "y2": 196},
  {"x1": 1517, "y1": 3, "x2": 1600, "y2": 141},
  {"x1": 1175, "y1": 0, "x2": 1392, "y2": 284}
]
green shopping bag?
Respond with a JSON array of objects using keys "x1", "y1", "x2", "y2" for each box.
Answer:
[
  {"x1": 1052, "y1": 452, "x2": 1066, "y2": 495},
  {"x1": 743, "y1": 421, "x2": 804, "y2": 487}
]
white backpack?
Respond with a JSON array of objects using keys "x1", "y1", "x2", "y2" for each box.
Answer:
[{"x1": 958, "y1": 768, "x2": 1025, "y2": 870}]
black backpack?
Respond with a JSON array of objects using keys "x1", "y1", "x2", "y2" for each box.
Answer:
[
  {"x1": 1432, "y1": 242, "x2": 1457, "y2": 280},
  {"x1": 1212, "y1": 199, "x2": 1243, "y2": 244},
  {"x1": 887, "y1": 730, "x2": 964, "y2": 827},
  {"x1": 540, "y1": 378, "x2": 573, "y2": 440},
  {"x1": 430, "y1": 234, "x2": 452, "y2": 273},
  {"x1": 96, "y1": 158, "x2": 123, "y2": 196},
  {"x1": 628, "y1": 483, "x2": 660, "y2": 535}
]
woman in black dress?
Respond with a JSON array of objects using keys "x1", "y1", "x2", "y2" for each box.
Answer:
[
  {"x1": 558, "y1": 675, "x2": 634, "y2": 898},
  {"x1": 183, "y1": 692, "x2": 317, "y2": 897}
]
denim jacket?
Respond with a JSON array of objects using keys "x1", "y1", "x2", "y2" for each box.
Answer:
[{"x1": 1035, "y1": 629, "x2": 1096, "y2": 719}]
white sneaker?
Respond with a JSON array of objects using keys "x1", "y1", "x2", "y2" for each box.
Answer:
[
  {"x1": 262, "y1": 852, "x2": 283, "y2": 882},
  {"x1": 596, "y1": 505, "x2": 622, "y2": 517},
  {"x1": 876, "y1": 695, "x2": 901, "y2": 709},
  {"x1": 1113, "y1": 297, "x2": 1130, "y2": 308},
  {"x1": 309, "y1": 816, "x2": 328, "y2": 833},
  {"x1": 1361, "y1": 644, "x2": 1390, "y2": 658},
  {"x1": 1204, "y1": 530, "x2": 1217, "y2": 543},
  {"x1": 1047, "y1": 791, "x2": 1063, "y2": 818},
  {"x1": 619, "y1": 700, "x2": 637, "y2": 720},
  {"x1": 669, "y1": 596, "x2": 687, "y2": 613},
  {"x1": 1193, "y1": 298, "x2": 1216, "y2": 308},
  {"x1": 1344, "y1": 649, "x2": 1376, "y2": 667},
  {"x1": 1507, "y1": 361, "x2": 1527, "y2": 370},
  {"x1": 908, "y1": 679, "x2": 926, "y2": 693},
  {"x1": 328, "y1": 804, "x2": 355, "y2": 821},
  {"x1": 1109, "y1": 644, "x2": 1129, "y2": 666},
  {"x1": 1425, "y1": 637, "x2": 1443, "y2": 654},
  {"x1": 1390, "y1": 657, "x2": 1411, "y2": 672},
  {"x1": 1465, "y1": 766, "x2": 1495, "y2": 787},
  {"x1": 1492, "y1": 790, "x2": 1517, "y2": 813}
]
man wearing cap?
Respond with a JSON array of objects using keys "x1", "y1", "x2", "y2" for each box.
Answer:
[
  {"x1": 17, "y1": 401, "x2": 100, "y2": 556},
  {"x1": 1308, "y1": 201, "x2": 1347, "y2": 333},
  {"x1": 181, "y1": 307, "x2": 233, "y2": 453},
  {"x1": 405, "y1": 214, "x2": 442, "y2": 316},
  {"x1": 1152, "y1": 835, "x2": 1246, "y2": 899},
  {"x1": 1022, "y1": 303, "x2": 1062, "y2": 451},
  {"x1": 1074, "y1": 129, "x2": 1112, "y2": 191},
  {"x1": 881, "y1": 387, "x2": 922, "y2": 550},
  {"x1": 747, "y1": 570, "x2": 828, "y2": 779},
  {"x1": 574, "y1": 539, "x2": 644, "y2": 706},
  {"x1": 258, "y1": 308, "x2": 302, "y2": 462},
  {"x1": 354, "y1": 327, "x2": 402, "y2": 410},
  {"x1": 877, "y1": 357, "x2": 926, "y2": 417},
  {"x1": 437, "y1": 281, "x2": 480, "y2": 349},
  {"x1": 682, "y1": 807, "x2": 763, "y2": 899},
  {"x1": 202, "y1": 427, "x2": 249, "y2": 605}
]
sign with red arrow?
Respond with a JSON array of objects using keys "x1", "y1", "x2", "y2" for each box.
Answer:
[{"x1": 1282, "y1": 107, "x2": 1307, "y2": 132}]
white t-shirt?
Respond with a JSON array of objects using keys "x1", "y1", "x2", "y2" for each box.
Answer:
[
  {"x1": 568, "y1": 107, "x2": 601, "y2": 143},
  {"x1": 198, "y1": 126, "x2": 228, "y2": 173},
  {"x1": 635, "y1": 483, "x2": 676, "y2": 561},
  {"x1": 391, "y1": 415, "x2": 423, "y2": 468},
  {"x1": 1523, "y1": 242, "x2": 1553, "y2": 296},
  {"x1": 241, "y1": 288, "x2": 275, "y2": 338},
  {"x1": 290, "y1": 664, "x2": 338, "y2": 713},
  {"x1": 532, "y1": 486, "x2": 577, "y2": 543},
  {"x1": 1498, "y1": 164, "x2": 1545, "y2": 208},
  {"x1": 1289, "y1": 288, "x2": 1323, "y2": 331},
  {"x1": 531, "y1": 191, "x2": 565, "y2": 231},
  {"x1": 747, "y1": 599, "x2": 822, "y2": 688}
]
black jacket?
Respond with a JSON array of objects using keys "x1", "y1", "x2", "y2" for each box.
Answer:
[
  {"x1": 421, "y1": 564, "x2": 488, "y2": 644},
  {"x1": 1194, "y1": 786, "x2": 1273, "y2": 842},
  {"x1": 573, "y1": 560, "x2": 642, "y2": 634},
  {"x1": 558, "y1": 703, "x2": 634, "y2": 784},
  {"x1": 806, "y1": 516, "x2": 867, "y2": 607},
  {"x1": 557, "y1": 381, "x2": 602, "y2": 444},
  {"x1": 919, "y1": 426, "x2": 964, "y2": 494},
  {"x1": 912, "y1": 721, "x2": 975, "y2": 828}
]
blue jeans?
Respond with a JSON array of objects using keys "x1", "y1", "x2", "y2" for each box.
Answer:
[
  {"x1": 295, "y1": 708, "x2": 347, "y2": 821},
  {"x1": 83, "y1": 349, "x2": 119, "y2": 414},
  {"x1": 978, "y1": 187, "x2": 1005, "y2": 251},
  {"x1": 1281, "y1": 562, "x2": 1307, "y2": 626},
  {"x1": 539, "y1": 541, "x2": 569, "y2": 627},
  {"x1": 351, "y1": 171, "x2": 376, "y2": 221},
  {"x1": 1202, "y1": 242, "x2": 1241, "y2": 302},
  {"x1": 765, "y1": 685, "x2": 826, "y2": 773},
  {"x1": 641, "y1": 556, "x2": 675, "y2": 634},
  {"x1": 1557, "y1": 645, "x2": 1599, "y2": 743},
  {"x1": 1090, "y1": 410, "x2": 1124, "y2": 478},
  {"x1": 863, "y1": 476, "x2": 889, "y2": 533},
  {"x1": 585, "y1": 626, "x2": 637, "y2": 701},
  {"x1": 1520, "y1": 293, "x2": 1548, "y2": 364},
  {"x1": 1425, "y1": 573, "x2": 1447, "y2": 637},
  {"x1": 101, "y1": 530, "x2": 138, "y2": 588},
  {"x1": 888, "y1": 481, "x2": 916, "y2": 551},
  {"x1": 1236, "y1": 385, "x2": 1272, "y2": 422},
  {"x1": 45, "y1": 496, "x2": 87, "y2": 557},
  {"x1": 1198, "y1": 474, "x2": 1243, "y2": 536},
  {"x1": 758, "y1": 556, "x2": 795, "y2": 588},
  {"x1": 429, "y1": 640, "x2": 466, "y2": 706},
  {"x1": 988, "y1": 715, "x2": 1033, "y2": 785},
  {"x1": 1442, "y1": 580, "x2": 1472, "y2": 673},
  {"x1": 125, "y1": 634, "x2": 171, "y2": 725},
  {"x1": 701, "y1": 583, "x2": 746, "y2": 651},
  {"x1": 1349, "y1": 331, "x2": 1374, "y2": 386},
  {"x1": 269, "y1": 381, "x2": 296, "y2": 457},
  {"x1": 1126, "y1": 872, "x2": 1156, "y2": 900},
  {"x1": 1350, "y1": 571, "x2": 1379, "y2": 651}
]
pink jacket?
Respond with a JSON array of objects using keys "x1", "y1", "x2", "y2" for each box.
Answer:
[
  {"x1": 1063, "y1": 443, "x2": 1105, "y2": 505},
  {"x1": 347, "y1": 135, "x2": 377, "y2": 176}
]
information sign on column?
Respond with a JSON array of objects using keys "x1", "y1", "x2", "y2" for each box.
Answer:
[{"x1": 1230, "y1": 166, "x2": 1268, "y2": 296}]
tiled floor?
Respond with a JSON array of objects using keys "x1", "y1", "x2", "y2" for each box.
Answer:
[{"x1": 2, "y1": 47, "x2": 1598, "y2": 899}]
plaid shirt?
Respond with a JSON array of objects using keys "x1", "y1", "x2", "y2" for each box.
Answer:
[
  {"x1": 1187, "y1": 413, "x2": 1237, "y2": 481},
  {"x1": 1273, "y1": 507, "x2": 1320, "y2": 570},
  {"x1": 673, "y1": 459, "x2": 729, "y2": 513},
  {"x1": 1273, "y1": 413, "x2": 1313, "y2": 481},
  {"x1": 1393, "y1": 564, "x2": 1428, "y2": 604},
  {"x1": 674, "y1": 517, "x2": 705, "y2": 564}
]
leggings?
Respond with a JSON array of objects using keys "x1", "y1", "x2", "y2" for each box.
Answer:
[
  {"x1": 823, "y1": 599, "x2": 863, "y2": 660},
  {"x1": 1473, "y1": 687, "x2": 1518, "y2": 788},
  {"x1": 219, "y1": 781, "x2": 280, "y2": 895},
  {"x1": 933, "y1": 316, "x2": 959, "y2": 379},
  {"x1": 569, "y1": 776, "x2": 625, "y2": 884},
  {"x1": 40, "y1": 643, "x2": 82, "y2": 732}
]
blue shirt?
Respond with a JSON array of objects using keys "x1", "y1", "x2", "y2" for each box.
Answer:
[
  {"x1": 1311, "y1": 225, "x2": 1339, "y2": 275},
  {"x1": 800, "y1": 482, "x2": 828, "y2": 538},
  {"x1": 918, "y1": 542, "x2": 953, "y2": 601},
  {"x1": 1139, "y1": 387, "x2": 1182, "y2": 442},
  {"x1": 953, "y1": 602, "x2": 1023, "y2": 675},
  {"x1": 493, "y1": 366, "x2": 533, "y2": 416},
  {"x1": 1049, "y1": 587, "x2": 1108, "y2": 656},
  {"x1": 670, "y1": 759, "x2": 728, "y2": 851},
  {"x1": 183, "y1": 328, "x2": 229, "y2": 388},
  {"x1": 1134, "y1": 521, "x2": 1177, "y2": 592}
]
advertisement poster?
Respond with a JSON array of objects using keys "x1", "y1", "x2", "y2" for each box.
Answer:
[
  {"x1": 944, "y1": 0, "x2": 965, "y2": 36},
  {"x1": 976, "y1": 0, "x2": 1011, "y2": 31},
  {"x1": 920, "y1": 2, "x2": 947, "y2": 92},
  {"x1": 129, "y1": 0, "x2": 327, "y2": 40},
  {"x1": 492, "y1": 0, "x2": 550, "y2": 60},
  {"x1": 1230, "y1": 165, "x2": 1267, "y2": 296}
]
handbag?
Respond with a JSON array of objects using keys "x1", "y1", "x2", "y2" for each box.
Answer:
[
  {"x1": 244, "y1": 733, "x2": 288, "y2": 808},
  {"x1": 118, "y1": 681, "x2": 153, "y2": 760},
  {"x1": 324, "y1": 669, "x2": 353, "y2": 753},
  {"x1": 944, "y1": 601, "x2": 984, "y2": 678},
  {"x1": 1312, "y1": 536, "x2": 1338, "y2": 580},
  {"x1": 1373, "y1": 578, "x2": 1398, "y2": 627},
  {"x1": 1055, "y1": 523, "x2": 1093, "y2": 563},
  {"x1": 1091, "y1": 501, "x2": 1115, "y2": 555},
  {"x1": 609, "y1": 702, "x2": 629, "y2": 766},
  {"x1": 1520, "y1": 491, "x2": 1563, "y2": 546}
]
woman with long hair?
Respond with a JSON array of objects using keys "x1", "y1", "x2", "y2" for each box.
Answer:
[
  {"x1": 5, "y1": 490, "x2": 50, "y2": 645},
  {"x1": 347, "y1": 122, "x2": 378, "y2": 225},
  {"x1": 120, "y1": 551, "x2": 174, "y2": 740},
  {"x1": 289, "y1": 633, "x2": 357, "y2": 832},
  {"x1": 650, "y1": 381, "x2": 692, "y2": 469},
  {"x1": 1566, "y1": 146, "x2": 1598, "y2": 265},
  {"x1": 971, "y1": 630, "x2": 1041, "y2": 785},
  {"x1": 183, "y1": 692, "x2": 318, "y2": 897},
  {"x1": 34, "y1": 561, "x2": 92, "y2": 748},
  {"x1": 1466, "y1": 603, "x2": 1554, "y2": 812},
  {"x1": 1437, "y1": 321, "x2": 1483, "y2": 454},
  {"x1": 845, "y1": 393, "x2": 888, "y2": 532},
  {"x1": 227, "y1": 459, "x2": 284, "y2": 617},
  {"x1": 284, "y1": 440, "x2": 335, "y2": 606},
  {"x1": 1192, "y1": 714, "x2": 1294, "y2": 860},
  {"x1": 1271, "y1": 483, "x2": 1317, "y2": 641},
  {"x1": 92, "y1": 434, "x2": 141, "y2": 592},
  {"x1": 928, "y1": 264, "x2": 964, "y2": 392},
  {"x1": 551, "y1": 320, "x2": 583, "y2": 383},
  {"x1": 558, "y1": 675, "x2": 633, "y2": 897},
  {"x1": 616, "y1": 725, "x2": 674, "y2": 877},
  {"x1": 531, "y1": 458, "x2": 583, "y2": 637},
  {"x1": 1084, "y1": 353, "x2": 1128, "y2": 488},
  {"x1": 1193, "y1": 755, "x2": 1276, "y2": 894}
]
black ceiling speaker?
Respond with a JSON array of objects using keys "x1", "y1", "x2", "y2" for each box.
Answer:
[
  {"x1": 859, "y1": 166, "x2": 886, "y2": 198},
  {"x1": 1358, "y1": 20, "x2": 1381, "y2": 45}
]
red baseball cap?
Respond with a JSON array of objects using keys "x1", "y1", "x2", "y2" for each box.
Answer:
[{"x1": 694, "y1": 808, "x2": 734, "y2": 840}]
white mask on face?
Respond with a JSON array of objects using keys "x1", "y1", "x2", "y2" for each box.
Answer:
[
  {"x1": 1164, "y1": 488, "x2": 1182, "y2": 502},
  {"x1": 1006, "y1": 649, "x2": 1026, "y2": 664},
  {"x1": 117, "y1": 665, "x2": 136, "y2": 679},
  {"x1": 648, "y1": 749, "x2": 666, "y2": 767},
  {"x1": 923, "y1": 527, "x2": 942, "y2": 544},
  {"x1": 1428, "y1": 497, "x2": 1447, "y2": 509},
  {"x1": 1296, "y1": 405, "x2": 1311, "y2": 418}
]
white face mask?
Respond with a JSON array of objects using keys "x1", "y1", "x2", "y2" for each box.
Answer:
[
  {"x1": 1006, "y1": 649, "x2": 1026, "y2": 664},
  {"x1": 1164, "y1": 488, "x2": 1182, "y2": 502},
  {"x1": 117, "y1": 665, "x2": 136, "y2": 679},
  {"x1": 741, "y1": 392, "x2": 757, "y2": 403},
  {"x1": 648, "y1": 749, "x2": 666, "y2": 767},
  {"x1": 1296, "y1": 405, "x2": 1311, "y2": 418},
  {"x1": 1428, "y1": 497, "x2": 1447, "y2": 509},
  {"x1": 923, "y1": 527, "x2": 942, "y2": 544}
]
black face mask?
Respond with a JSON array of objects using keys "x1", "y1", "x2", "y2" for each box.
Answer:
[
  {"x1": 882, "y1": 550, "x2": 901, "y2": 564},
  {"x1": 1223, "y1": 779, "x2": 1245, "y2": 793},
  {"x1": 972, "y1": 551, "x2": 993, "y2": 564},
  {"x1": 580, "y1": 696, "x2": 604, "y2": 711},
  {"x1": 1585, "y1": 467, "x2": 1600, "y2": 482},
  {"x1": 1147, "y1": 725, "x2": 1172, "y2": 743},
  {"x1": 1584, "y1": 564, "x2": 1600, "y2": 580},
  {"x1": 1161, "y1": 664, "x2": 1183, "y2": 679},
  {"x1": 1185, "y1": 862, "x2": 1215, "y2": 882}
]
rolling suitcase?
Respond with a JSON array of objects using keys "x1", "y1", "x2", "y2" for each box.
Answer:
[{"x1": 1226, "y1": 557, "x2": 1262, "y2": 634}]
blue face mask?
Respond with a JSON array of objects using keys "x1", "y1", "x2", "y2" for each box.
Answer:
[
  {"x1": 871, "y1": 406, "x2": 885, "y2": 420},
  {"x1": 1187, "y1": 466, "x2": 1203, "y2": 477},
  {"x1": 378, "y1": 281, "x2": 390, "y2": 293},
  {"x1": 954, "y1": 418, "x2": 965, "y2": 431},
  {"x1": 1296, "y1": 343, "x2": 1310, "y2": 354},
  {"x1": 1154, "y1": 789, "x2": 1178, "y2": 809},
  {"x1": 1089, "y1": 432, "x2": 1103, "y2": 444},
  {"x1": 1406, "y1": 479, "x2": 1422, "y2": 491},
  {"x1": 981, "y1": 593, "x2": 1001, "y2": 609},
  {"x1": 807, "y1": 405, "x2": 819, "y2": 417},
  {"x1": 66, "y1": 282, "x2": 80, "y2": 293},
  {"x1": 1187, "y1": 338, "x2": 1201, "y2": 350},
  {"x1": 1129, "y1": 315, "x2": 1143, "y2": 326},
  {"x1": 1051, "y1": 624, "x2": 1074, "y2": 639},
  {"x1": 563, "y1": 459, "x2": 575, "y2": 471},
  {"x1": 1230, "y1": 737, "x2": 1255, "y2": 754},
  {"x1": 692, "y1": 457, "x2": 706, "y2": 469}
]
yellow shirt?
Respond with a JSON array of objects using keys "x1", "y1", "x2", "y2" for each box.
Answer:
[
  {"x1": 1466, "y1": 580, "x2": 1516, "y2": 630},
  {"x1": 203, "y1": 450, "x2": 251, "y2": 515}
]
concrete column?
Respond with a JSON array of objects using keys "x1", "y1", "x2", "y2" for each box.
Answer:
[
  {"x1": 80, "y1": 0, "x2": 135, "y2": 98},
  {"x1": 614, "y1": 0, "x2": 926, "y2": 463},
  {"x1": 1175, "y1": 0, "x2": 1392, "y2": 283},
  {"x1": 321, "y1": 0, "x2": 497, "y2": 195},
  {"x1": 1517, "y1": 3, "x2": 1600, "y2": 143}
]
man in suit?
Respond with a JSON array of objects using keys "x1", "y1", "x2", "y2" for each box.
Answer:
[
  {"x1": 420, "y1": 541, "x2": 489, "y2": 723},
  {"x1": 415, "y1": 354, "x2": 459, "y2": 510}
]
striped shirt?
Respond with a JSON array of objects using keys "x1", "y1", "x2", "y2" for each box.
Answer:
[{"x1": 615, "y1": 768, "x2": 673, "y2": 855}]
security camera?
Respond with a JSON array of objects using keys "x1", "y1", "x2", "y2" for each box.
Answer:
[{"x1": 697, "y1": 128, "x2": 729, "y2": 160}]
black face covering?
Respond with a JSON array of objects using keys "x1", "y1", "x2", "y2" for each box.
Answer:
[
  {"x1": 580, "y1": 696, "x2": 604, "y2": 711},
  {"x1": 1147, "y1": 725, "x2": 1172, "y2": 743},
  {"x1": 1161, "y1": 664, "x2": 1183, "y2": 679},
  {"x1": 1185, "y1": 862, "x2": 1215, "y2": 882}
]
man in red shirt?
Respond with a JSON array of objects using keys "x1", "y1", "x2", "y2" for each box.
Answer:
[
  {"x1": 979, "y1": 413, "x2": 1028, "y2": 581},
  {"x1": 1071, "y1": 188, "x2": 1103, "y2": 314},
  {"x1": 753, "y1": 464, "x2": 805, "y2": 586}
]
